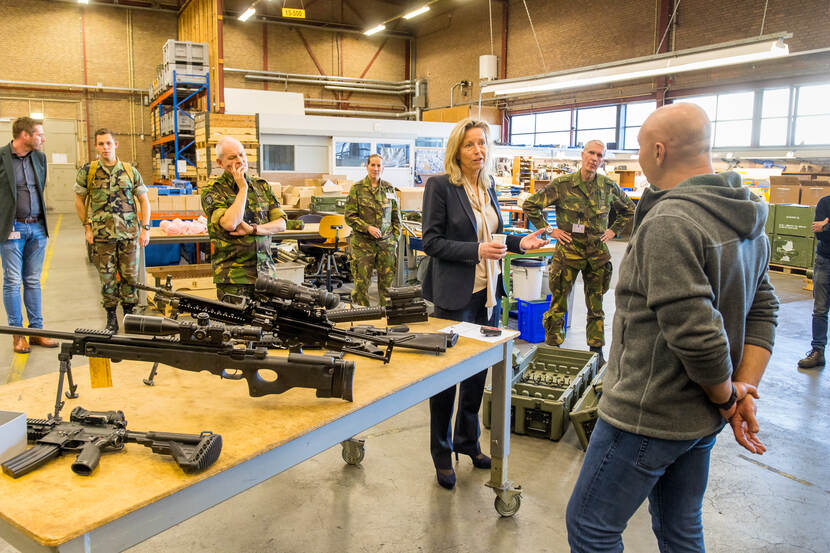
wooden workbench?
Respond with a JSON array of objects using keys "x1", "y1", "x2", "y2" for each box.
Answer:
[{"x1": 0, "y1": 317, "x2": 519, "y2": 552}]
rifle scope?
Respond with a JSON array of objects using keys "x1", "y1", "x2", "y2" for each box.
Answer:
[
  {"x1": 123, "y1": 314, "x2": 263, "y2": 341},
  {"x1": 255, "y1": 276, "x2": 339, "y2": 310}
]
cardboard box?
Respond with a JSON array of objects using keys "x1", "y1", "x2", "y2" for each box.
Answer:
[
  {"x1": 147, "y1": 197, "x2": 159, "y2": 213},
  {"x1": 769, "y1": 184, "x2": 800, "y2": 205},
  {"x1": 145, "y1": 187, "x2": 159, "y2": 202},
  {"x1": 185, "y1": 194, "x2": 202, "y2": 212},
  {"x1": 157, "y1": 196, "x2": 176, "y2": 211},
  {"x1": 169, "y1": 195, "x2": 187, "y2": 211},
  {"x1": 799, "y1": 182, "x2": 830, "y2": 206},
  {"x1": 774, "y1": 204, "x2": 815, "y2": 238},
  {"x1": 297, "y1": 187, "x2": 316, "y2": 210},
  {"x1": 396, "y1": 186, "x2": 425, "y2": 211},
  {"x1": 267, "y1": 181, "x2": 281, "y2": 202},
  {"x1": 281, "y1": 184, "x2": 300, "y2": 207}
]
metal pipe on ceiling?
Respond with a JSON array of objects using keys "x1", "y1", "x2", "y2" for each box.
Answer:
[
  {"x1": 226, "y1": 67, "x2": 415, "y2": 87},
  {"x1": 304, "y1": 108, "x2": 416, "y2": 119},
  {"x1": 0, "y1": 79, "x2": 146, "y2": 94},
  {"x1": 323, "y1": 86, "x2": 409, "y2": 96}
]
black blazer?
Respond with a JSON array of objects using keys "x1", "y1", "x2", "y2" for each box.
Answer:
[
  {"x1": 0, "y1": 142, "x2": 49, "y2": 241},
  {"x1": 422, "y1": 174, "x2": 523, "y2": 311}
]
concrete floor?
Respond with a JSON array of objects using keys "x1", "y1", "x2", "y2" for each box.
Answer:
[{"x1": 1, "y1": 221, "x2": 828, "y2": 553}]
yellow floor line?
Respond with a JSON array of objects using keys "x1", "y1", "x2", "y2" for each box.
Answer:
[
  {"x1": 739, "y1": 454, "x2": 830, "y2": 493},
  {"x1": 6, "y1": 352, "x2": 29, "y2": 384},
  {"x1": 40, "y1": 214, "x2": 63, "y2": 289},
  {"x1": 6, "y1": 215, "x2": 63, "y2": 384}
]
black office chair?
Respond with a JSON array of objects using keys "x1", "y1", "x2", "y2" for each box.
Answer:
[{"x1": 303, "y1": 215, "x2": 352, "y2": 293}]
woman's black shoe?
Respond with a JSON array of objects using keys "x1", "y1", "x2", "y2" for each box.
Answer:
[
  {"x1": 436, "y1": 468, "x2": 456, "y2": 489},
  {"x1": 455, "y1": 451, "x2": 491, "y2": 469}
]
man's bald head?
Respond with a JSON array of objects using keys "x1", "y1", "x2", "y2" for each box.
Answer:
[
  {"x1": 215, "y1": 136, "x2": 248, "y2": 175},
  {"x1": 637, "y1": 103, "x2": 714, "y2": 190}
]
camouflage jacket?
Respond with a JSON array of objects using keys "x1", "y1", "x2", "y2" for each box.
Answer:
[
  {"x1": 74, "y1": 160, "x2": 147, "y2": 241},
  {"x1": 344, "y1": 177, "x2": 401, "y2": 242},
  {"x1": 201, "y1": 172, "x2": 286, "y2": 285},
  {"x1": 523, "y1": 171, "x2": 636, "y2": 268}
]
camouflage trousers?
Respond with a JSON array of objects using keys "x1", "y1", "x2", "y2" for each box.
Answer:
[
  {"x1": 92, "y1": 239, "x2": 138, "y2": 309},
  {"x1": 543, "y1": 259, "x2": 612, "y2": 347},
  {"x1": 215, "y1": 283, "x2": 255, "y2": 302},
  {"x1": 350, "y1": 234, "x2": 396, "y2": 307}
]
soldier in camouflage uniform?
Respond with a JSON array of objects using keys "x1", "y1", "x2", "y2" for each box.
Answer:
[
  {"x1": 201, "y1": 136, "x2": 286, "y2": 301},
  {"x1": 344, "y1": 154, "x2": 401, "y2": 306},
  {"x1": 74, "y1": 129, "x2": 151, "y2": 332},
  {"x1": 523, "y1": 140, "x2": 635, "y2": 360}
]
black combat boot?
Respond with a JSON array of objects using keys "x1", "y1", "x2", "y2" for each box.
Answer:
[
  {"x1": 105, "y1": 307, "x2": 118, "y2": 333},
  {"x1": 122, "y1": 303, "x2": 135, "y2": 315},
  {"x1": 589, "y1": 346, "x2": 605, "y2": 367},
  {"x1": 797, "y1": 348, "x2": 825, "y2": 369}
]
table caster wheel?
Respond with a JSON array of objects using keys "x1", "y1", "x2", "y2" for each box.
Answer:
[
  {"x1": 494, "y1": 494, "x2": 521, "y2": 517},
  {"x1": 341, "y1": 438, "x2": 365, "y2": 465}
]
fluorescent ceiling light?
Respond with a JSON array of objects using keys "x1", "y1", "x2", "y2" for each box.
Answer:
[
  {"x1": 364, "y1": 24, "x2": 385, "y2": 36},
  {"x1": 786, "y1": 151, "x2": 795, "y2": 158},
  {"x1": 482, "y1": 33, "x2": 791, "y2": 97},
  {"x1": 238, "y1": 7, "x2": 256, "y2": 21},
  {"x1": 78, "y1": 0, "x2": 89, "y2": 3},
  {"x1": 403, "y1": 6, "x2": 430, "y2": 19},
  {"x1": 30, "y1": 112, "x2": 44, "y2": 119}
]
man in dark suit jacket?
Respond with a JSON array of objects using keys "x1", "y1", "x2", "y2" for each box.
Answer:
[{"x1": 0, "y1": 117, "x2": 58, "y2": 353}]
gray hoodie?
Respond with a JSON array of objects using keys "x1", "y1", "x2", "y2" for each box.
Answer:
[{"x1": 599, "y1": 172, "x2": 779, "y2": 440}]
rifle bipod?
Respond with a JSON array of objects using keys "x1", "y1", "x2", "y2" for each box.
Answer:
[{"x1": 53, "y1": 345, "x2": 79, "y2": 418}]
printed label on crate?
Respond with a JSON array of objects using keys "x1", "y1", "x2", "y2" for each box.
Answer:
[{"x1": 282, "y1": 7, "x2": 306, "y2": 18}]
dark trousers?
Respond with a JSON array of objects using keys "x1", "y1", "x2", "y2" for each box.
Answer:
[{"x1": 430, "y1": 288, "x2": 500, "y2": 469}]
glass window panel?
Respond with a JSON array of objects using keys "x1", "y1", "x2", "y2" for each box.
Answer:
[
  {"x1": 335, "y1": 141, "x2": 371, "y2": 167},
  {"x1": 759, "y1": 117, "x2": 788, "y2": 146},
  {"x1": 262, "y1": 144, "x2": 294, "y2": 171},
  {"x1": 577, "y1": 106, "x2": 617, "y2": 129},
  {"x1": 794, "y1": 115, "x2": 830, "y2": 145},
  {"x1": 716, "y1": 91, "x2": 754, "y2": 120},
  {"x1": 534, "y1": 131, "x2": 571, "y2": 147},
  {"x1": 576, "y1": 128, "x2": 616, "y2": 148},
  {"x1": 376, "y1": 143, "x2": 410, "y2": 167},
  {"x1": 415, "y1": 137, "x2": 443, "y2": 147},
  {"x1": 510, "y1": 134, "x2": 534, "y2": 146},
  {"x1": 797, "y1": 84, "x2": 830, "y2": 116},
  {"x1": 623, "y1": 127, "x2": 641, "y2": 150},
  {"x1": 625, "y1": 102, "x2": 656, "y2": 127},
  {"x1": 535, "y1": 111, "x2": 571, "y2": 132},
  {"x1": 510, "y1": 114, "x2": 535, "y2": 134},
  {"x1": 713, "y1": 120, "x2": 752, "y2": 147},
  {"x1": 761, "y1": 88, "x2": 790, "y2": 118},
  {"x1": 677, "y1": 96, "x2": 716, "y2": 120}
]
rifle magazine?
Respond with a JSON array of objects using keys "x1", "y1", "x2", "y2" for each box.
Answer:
[{"x1": 1, "y1": 444, "x2": 62, "y2": 478}]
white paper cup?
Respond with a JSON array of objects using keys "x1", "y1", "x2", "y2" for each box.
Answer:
[{"x1": 492, "y1": 233, "x2": 507, "y2": 245}]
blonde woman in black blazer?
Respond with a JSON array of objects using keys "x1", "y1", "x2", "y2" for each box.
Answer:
[{"x1": 422, "y1": 119, "x2": 547, "y2": 489}]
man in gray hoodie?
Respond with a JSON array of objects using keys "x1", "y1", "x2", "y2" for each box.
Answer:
[{"x1": 566, "y1": 103, "x2": 779, "y2": 553}]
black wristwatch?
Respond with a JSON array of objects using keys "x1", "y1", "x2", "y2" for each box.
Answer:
[
  {"x1": 141, "y1": 224, "x2": 151, "y2": 231},
  {"x1": 714, "y1": 384, "x2": 738, "y2": 411}
]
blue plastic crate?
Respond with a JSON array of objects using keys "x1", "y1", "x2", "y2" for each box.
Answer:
[
  {"x1": 517, "y1": 294, "x2": 568, "y2": 343},
  {"x1": 144, "y1": 243, "x2": 181, "y2": 266}
]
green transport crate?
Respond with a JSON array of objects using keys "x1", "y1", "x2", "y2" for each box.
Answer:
[
  {"x1": 773, "y1": 204, "x2": 815, "y2": 238},
  {"x1": 570, "y1": 366, "x2": 607, "y2": 451},
  {"x1": 310, "y1": 195, "x2": 348, "y2": 214},
  {"x1": 771, "y1": 234, "x2": 815, "y2": 267},
  {"x1": 764, "y1": 204, "x2": 776, "y2": 235},
  {"x1": 482, "y1": 346, "x2": 599, "y2": 441}
]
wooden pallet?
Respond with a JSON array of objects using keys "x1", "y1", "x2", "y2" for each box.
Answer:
[{"x1": 769, "y1": 263, "x2": 809, "y2": 276}]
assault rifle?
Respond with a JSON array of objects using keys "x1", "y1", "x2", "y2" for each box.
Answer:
[
  {"x1": 1, "y1": 406, "x2": 222, "y2": 478},
  {"x1": 139, "y1": 276, "x2": 456, "y2": 370},
  {"x1": 0, "y1": 314, "x2": 354, "y2": 417}
]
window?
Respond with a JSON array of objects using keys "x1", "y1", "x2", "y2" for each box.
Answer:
[
  {"x1": 376, "y1": 143, "x2": 410, "y2": 167},
  {"x1": 335, "y1": 141, "x2": 371, "y2": 167},
  {"x1": 510, "y1": 110, "x2": 570, "y2": 147},
  {"x1": 576, "y1": 106, "x2": 617, "y2": 148},
  {"x1": 622, "y1": 101, "x2": 656, "y2": 150},
  {"x1": 676, "y1": 92, "x2": 753, "y2": 147},
  {"x1": 415, "y1": 137, "x2": 443, "y2": 147},
  {"x1": 262, "y1": 145, "x2": 294, "y2": 171},
  {"x1": 759, "y1": 88, "x2": 791, "y2": 146},
  {"x1": 795, "y1": 84, "x2": 830, "y2": 145}
]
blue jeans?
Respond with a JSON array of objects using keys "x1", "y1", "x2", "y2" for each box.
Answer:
[
  {"x1": 811, "y1": 255, "x2": 830, "y2": 350},
  {"x1": 566, "y1": 419, "x2": 718, "y2": 553},
  {"x1": 0, "y1": 221, "x2": 48, "y2": 328}
]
